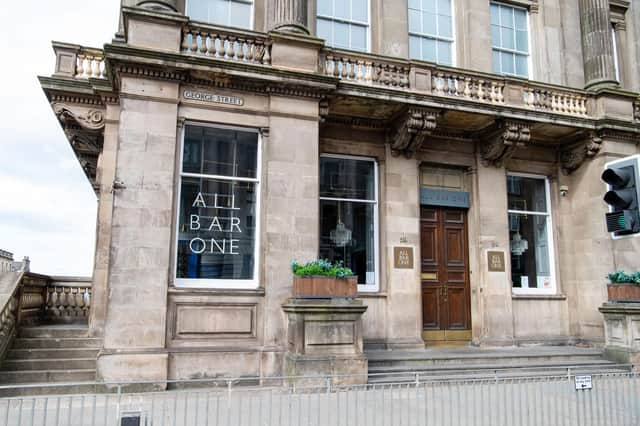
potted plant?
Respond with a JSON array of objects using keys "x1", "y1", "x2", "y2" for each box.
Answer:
[
  {"x1": 290, "y1": 259, "x2": 357, "y2": 298},
  {"x1": 607, "y1": 271, "x2": 640, "y2": 302}
]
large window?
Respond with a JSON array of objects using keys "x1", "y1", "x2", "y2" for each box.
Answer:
[
  {"x1": 491, "y1": 2, "x2": 530, "y2": 78},
  {"x1": 175, "y1": 124, "x2": 260, "y2": 288},
  {"x1": 186, "y1": 0, "x2": 253, "y2": 29},
  {"x1": 507, "y1": 174, "x2": 556, "y2": 294},
  {"x1": 408, "y1": 0, "x2": 454, "y2": 66},
  {"x1": 317, "y1": 0, "x2": 369, "y2": 52},
  {"x1": 319, "y1": 155, "x2": 378, "y2": 291}
]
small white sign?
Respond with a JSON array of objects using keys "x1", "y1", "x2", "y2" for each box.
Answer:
[{"x1": 575, "y1": 375, "x2": 592, "y2": 390}]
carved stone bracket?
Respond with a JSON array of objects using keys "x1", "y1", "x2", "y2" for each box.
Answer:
[
  {"x1": 388, "y1": 107, "x2": 438, "y2": 158},
  {"x1": 52, "y1": 103, "x2": 105, "y2": 131},
  {"x1": 480, "y1": 120, "x2": 531, "y2": 167},
  {"x1": 560, "y1": 131, "x2": 603, "y2": 174},
  {"x1": 319, "y1": 98, "x2": 329, "y2": 123}
]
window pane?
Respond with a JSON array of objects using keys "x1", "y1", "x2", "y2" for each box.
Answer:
[
  {"x1": 351, "y1": 24, "x2": 367, "y2": 51},
  {"x1": 516, "y1": 29, "x2": 528, "y2": 52},
  {"x1": 320, "y1": 157, "x2": 375, "y2": 200},
  {"x1": 183, "y1": 126, "x2": 258, "y2": 178},
  {"x1": 212, "y1": 0, "x2": 229, "y2": 24},
  {"x1": 229, "y1": 1, "x2": 251, "y2": 28},
  {"x1": 317, "y1": 18, "x2": 332, "y2": 43},
  {"x1": 437, "y1": 0, "x2": 451, "y2": 15},
  {"x1": 334, "y1": 21, "x2": 349, "y2": 48},
  {"x1": 188, "y1": 0, "x2": 210, "y2": 21},
  {"x1": 438, "y1": 14, "x2": 452, "y2": 38},
  {"x1": 509, "y1": 213, "x2": 552, "y2": 290},
  {"x1": 507, "y1": 176, "x2": 547, "y2": 212},
  {"x1": 422, "y1": 37, "x2": 437, "y2": 62},
  {"x1": 177, "y1": 177, "x2": 257, "y2": 280},
  {"x1": 352, "y1": 0, "x2": 368, "y2": 22},
  {"x1": 501, "y1": 27, "x2": 514, "y2": 49},
  {"x1": 490, "y1": 3, "x2": 500, "y2": 25},
  {"x1": 437, "y1": 40, "x2": 452, "y2": 65},
  {"x1": 500, "y1": 5, "x2": 513, "y2": 28},
  {"x1": 409, "y1": 9, "x2": 421, "y2": 33},
  {"x1": 514, "y1": 8, "x2": 527, "y2": 30},
  {"x1": 320, "y1": 200, "x2": 375, "y2": 285},
  {"x1": 515, "y1": 54, "x2": 528, "y2": 77},
  {"x1": 424, "y1": 0, "x2": 436, "y2": 13},
  {"x1": 409, "y1": 0, "x2": 421, "y2": 9},
  {"x1": 492, "y1": 50, "x2": 500, "y2": 73},
  {"x1": 491, "y1": 25, "x2": 501, "y2": 47},
  {"x1": 335, "y1": 0, "x2": 349, "y2": 20},
  {"x1": 409, "y1": 36, "x2": 421, "y2": 59},
  {"x1": 501, "y1": 51, "x2": 514, "y2": 74},
  {"x1": 317, "y1": 0, "x2": 332, "y2": 16},
  {"x1": 423, "y1": 12, "x2": 437, "y2": 35}
]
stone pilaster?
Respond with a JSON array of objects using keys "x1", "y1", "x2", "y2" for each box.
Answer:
[
  {"x1": 270, "y1": 0, "x2": 309, "y2": 34},
  {"x1": 612, "y1": 21, "x2": 627, "y2": 87},
  {"x1": 578, "y1": 0, "x2": 618, "y2": 90}
]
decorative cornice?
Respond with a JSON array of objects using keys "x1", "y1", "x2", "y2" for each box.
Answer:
[
  {"x1": 388, "y1": 107, "x2": 438, "y2": 157},
  {"x1": 114, "y1": 64, "x2": 186, "y2": 82},
  {"x1": 323, "y1": 115, "x2": 387, "y2": 129},
  {"x1": 480, "y1": 120, "x2": 531, "y2": 167},
  {"x1": 560, "y1": 131, "x2": 603, "y2": 174},
  {"x1": 51, "y1": 103, "x2": 106, "y2": 131},
  {"x1": 50, "y1": 94, "x2": 103, "y2": 106}
]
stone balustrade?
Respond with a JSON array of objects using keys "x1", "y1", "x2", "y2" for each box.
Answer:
[
  {"x1": 321, "y1": 49, "x2": 410, "y2": 88},
  {"x1": 523, "y1": 86, "x2": 588, "y2": 117},
  {"x1": 45, "y1": 284, "x2": 92, "y2": 323},
  {"x1": 52, "y1": 42, "x2": 107, "y2": 80},
  {"x1": 182, "y1": 23, "x2": 272, "y2": 65},
  {"x1": 431, "y1": 71, "x2": 505, "y2": 105},
  {"x1": 0, "y1": 294, "x2": 19, "y2": 357}
]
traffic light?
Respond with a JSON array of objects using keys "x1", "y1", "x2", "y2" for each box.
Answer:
[{"x1": 601, "y1": 155, "x2": 640, "y2": 237}]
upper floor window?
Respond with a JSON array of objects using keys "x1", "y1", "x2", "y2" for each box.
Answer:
[
  {"x1": 186, "y1": 0, "x2": 253, "y2": 29},
  {"x1": 408, "y1": 0, "x2": 454, "y2": 66},
  {"x1": 491, "y1": 2, "x2": 529, "y2": 78},
  {"x1": 317, "y1": 0, "x2": 369, "y2": 52}
]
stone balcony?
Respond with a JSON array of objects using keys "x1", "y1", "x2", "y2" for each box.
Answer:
[{"x1": 39, "y1": 7, "x2": 640, "y2": 187}]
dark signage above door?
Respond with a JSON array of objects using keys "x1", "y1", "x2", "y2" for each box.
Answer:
[{"x1": 420, "y1": 188, "x2": 470, "y2": 209}]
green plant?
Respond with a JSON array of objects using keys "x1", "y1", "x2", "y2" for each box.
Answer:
[
  {"x1": 290, "y1": 259, "x2": 354, "y2": 278},
  {"x1": 607, "y1": 271, "x2": 640, "y2": 285}
]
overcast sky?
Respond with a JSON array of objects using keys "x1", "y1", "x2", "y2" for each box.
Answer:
[{"x1": 0, "y1": 1, "x2": 120, "y2": 276}]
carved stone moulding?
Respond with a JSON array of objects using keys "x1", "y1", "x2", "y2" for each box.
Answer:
[
  {"x1": 560, "y1": 130, "x2": 603, "y2": 174},
  {"x1": 388, "y1": 107, "x2": 439, "y2": 158},
  {"x1": 51, "y1": 103, "x2": 106, "y2": 131},
  {"x1": 480, "y1": 120, "x2": 531, "y2": 167}
]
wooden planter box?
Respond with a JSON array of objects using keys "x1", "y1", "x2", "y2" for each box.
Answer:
[
  {"x1": 293, "y1": 276, "x2": 358, "y2": 298},
  {"x1": 607, "y1": 283, "x2": 640, "y2": 302}
]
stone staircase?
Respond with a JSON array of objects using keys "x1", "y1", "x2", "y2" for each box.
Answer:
[
  {"x1": 366, "y1": 345, "x2": 627, "y2": 384},
  {"x1": 0, "y1": 325, "x2": 100, "y2": 396}
]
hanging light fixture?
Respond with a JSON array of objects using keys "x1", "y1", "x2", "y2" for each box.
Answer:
[
  {"x1": 510, "y1": 231, "x2": 528, "y2": 255},
  {"x1": 330, "y1": 203, "x2": 352, "y2": 247}
]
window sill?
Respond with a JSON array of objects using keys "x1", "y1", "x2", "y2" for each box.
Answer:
[
  {"x1": 168, "y1": 286, "x2": 265, "y2": 297},
  {"x1": 357, "y1": 292, "x2": 387, "y2": 298},
  {"x1": 512, "y1": 293, "x2": 567, "y2": 301}
]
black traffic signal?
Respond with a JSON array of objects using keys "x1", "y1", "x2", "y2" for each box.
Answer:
[{"x1": 601, "y1": 156, "x2": 640, "y2": 236}]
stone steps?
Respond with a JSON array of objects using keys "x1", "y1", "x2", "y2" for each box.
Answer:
[
  {"x1": 0, "y1": 325, "x2": 101, "y2": 396},
  {"x1": 366, "y1": 346, "x2": 622, "y2": 384}
]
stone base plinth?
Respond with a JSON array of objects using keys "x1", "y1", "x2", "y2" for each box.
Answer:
[
  {"x1": 282, "y1": 298, "x2": 368, "y2": 386},
  {"x1": 599, "y1": 303, "x2": 640, "y2": 364}
]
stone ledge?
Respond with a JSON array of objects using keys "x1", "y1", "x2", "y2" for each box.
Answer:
[{"x1": 512, "y1": 294, "x2": 567, "y2": 301}]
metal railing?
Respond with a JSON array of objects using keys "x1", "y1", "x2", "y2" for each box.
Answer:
[{"x1": 0, "y1": 369, "x2": 638, "y2": 425}]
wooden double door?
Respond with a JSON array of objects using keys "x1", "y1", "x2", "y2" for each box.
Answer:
[{"x1": 420, "y1": 206, "x2": 471, "y2": 342}]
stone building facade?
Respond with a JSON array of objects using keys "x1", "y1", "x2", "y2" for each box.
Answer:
[{"x1": 40, "y1": 0, "x2": 640, "y2": 382}]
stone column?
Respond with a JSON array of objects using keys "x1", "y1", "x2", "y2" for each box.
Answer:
[
  {"x1": 612, "y1": 21, "x2": 627, "y2": 87},
  {"x1": 578, "y1": 0, "x2": 618, "y2": 90},
  {"x1": 270, "y1": 0, "x2": 309, "y2": 34}
]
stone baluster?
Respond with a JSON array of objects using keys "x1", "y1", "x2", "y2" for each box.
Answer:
[
  {"x1": 181, "y1": 27, "x2": 191, "y2": 52},
  {"x1": 348, "y1": 59, "x2": 356, "y2": 80},
  {"x1": 198, "y1": 32, "x2": 208, "y2": 55}
]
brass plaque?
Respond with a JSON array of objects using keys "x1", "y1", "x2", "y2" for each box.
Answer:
[
  {"x1": 487, "y1": 251, "x2": 505, "y2": 272},
  {"x1": 421, "y1": 273, "x2": 437, "y2": 280},
  {"x1": 393, "y1": 247, "x2": 414, "y2": 269}
]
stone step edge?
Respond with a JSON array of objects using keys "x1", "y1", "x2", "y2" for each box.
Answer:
[
  {"x1": 365, "y1": 351, "x2": 604, "y2": 362},
  {"x1": 368, "y1": 360, "x2": 617, "y2": 373}
]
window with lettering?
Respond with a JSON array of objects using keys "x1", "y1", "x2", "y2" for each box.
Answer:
[{"x1": 175, "y1": 125, "x2": 260, "y2": 288}]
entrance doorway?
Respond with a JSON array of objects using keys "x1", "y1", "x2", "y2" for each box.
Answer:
[{"x1": 420, "y1": 206, "x2": 471, "y2": 344}]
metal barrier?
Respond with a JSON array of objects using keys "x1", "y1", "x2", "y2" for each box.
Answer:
[{"x1": 0, "y1": 370, "x2": 638, "y2": 426}]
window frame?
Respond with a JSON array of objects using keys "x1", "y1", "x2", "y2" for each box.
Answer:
[
  {"x1": 173, "y1": 122, "x2": 262, "y2": 289},
  {"x1": 490, "y1": 1, "x2": 532, "y2": 79},
  {"x1": 506, "y1": 172, "x2": 557, "y2": 295},
  {"x1": 316, "y1": 0, "x2": 371, "y2": 52},
  {"x1": 185, "y1": 0, "x2": 254, "y2": 30},
  {"x1": 408, "y1": 0, "x2": 457, "y2": 66},
  {"x1": 319, "y1": 153, "x2": 380, "y2": 293}
]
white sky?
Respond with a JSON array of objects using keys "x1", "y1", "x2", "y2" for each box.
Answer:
[{"x1": 0, "y1": 1, "x2": 120, "y2": 276}]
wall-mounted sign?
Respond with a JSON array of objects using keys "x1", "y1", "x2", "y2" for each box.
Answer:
[
  {"x1": 394, "y1": 247, "x2": 414, "y2": 269},
  {"x1": 183, "y1": 90, "x2": 244, "y2": 106},
  {"x1": 420, "y1": 188, "x2": 470, "y2": 208},
  {"x1": 575, "y1": 375, "x2": 592, "y2": 390},
  {"x1": 487, "y1": 251, "x2": 505, "y2": 272}
]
